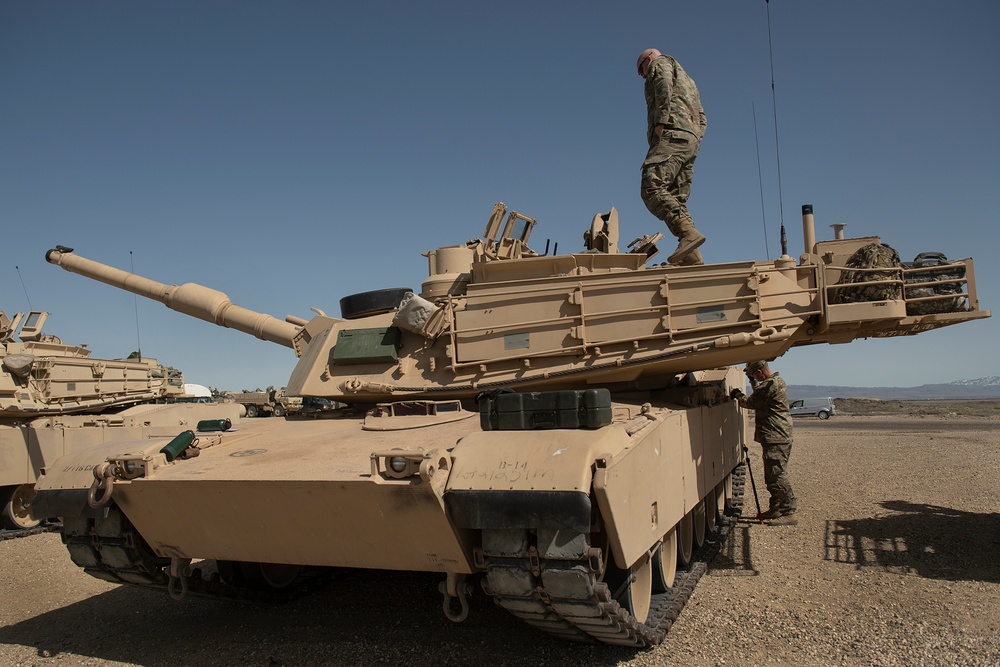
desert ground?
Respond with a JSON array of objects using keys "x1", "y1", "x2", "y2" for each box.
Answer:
[{"x1": 2, "y1": 403, "x2": 998, "y2": 666}]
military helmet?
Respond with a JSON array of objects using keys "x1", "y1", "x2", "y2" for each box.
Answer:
[
  {"x1": 744, "y1": 359, "x2": 767, "y2": 374},
  {"x1": 636, "y1": 48, "x2": 660, "y2": 76}
]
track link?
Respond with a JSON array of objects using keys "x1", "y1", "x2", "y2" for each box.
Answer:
[
  {"x1": 0, "y1": 522, "x2": 61, "y2": 541},
  {"x1": 484, "y1": 464, "x2": 746, "y2": 646},
  {"x1": 59, "y1": 506, "x2": 327, "y2": 603}
]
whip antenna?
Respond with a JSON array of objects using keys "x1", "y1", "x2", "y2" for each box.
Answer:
[
  {"x1": 15, "y1": 266, "x2": 32, "y2": 310},
  {"x1": 752, "y1": 101, "x2": 771, "y2": 259},
  {"x1": 765, "y1": 0, "x2": 787, "y2": 255},
  {"x1": 130, "y1": 251, "x2": 142, "y2": 362}
]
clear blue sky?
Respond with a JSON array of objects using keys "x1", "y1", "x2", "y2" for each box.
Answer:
[{"x1": 3, "y1": 1, "x2": 997, "y2": 391}]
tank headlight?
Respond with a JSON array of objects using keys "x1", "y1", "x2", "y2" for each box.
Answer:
[
  {"x1": 119, "y1": 458, "x2": 147, "y2": 480},
  {"x1": 371, "y1": 448, "x2": 425, "y2": 479},
  {"x1": 389, "y1": 456, "x2": 408, "y2": 474}
]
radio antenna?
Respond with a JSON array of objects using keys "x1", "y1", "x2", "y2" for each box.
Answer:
[
  {"x1": 130, "y1": 251, "x2": 142, "y2": 361},
  {"x1": 15, "y1": 265, "x2": 32, "y2": 310},
  {"x1": 752, "y1": 101, "x2": 771, "y2": 259},
  {"x1": 765, "y1": 0, "x2": 788, "y2": 255}
]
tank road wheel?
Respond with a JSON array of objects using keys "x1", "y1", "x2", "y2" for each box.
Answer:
[
  {"x1": 272, "y1": 404, "x2": 286, "y2": 418},
  {"x1": 625, "y1": 554, "x2": 654, "y2": 624},
  {"x1": 245, "y1": 404, "x2": 259, "y2": 418},
  {"x1": 1, "y1": 484, "x2": 42, "y2": 530},
  {"x1": 652, "y1": 526, "x2": 678, "y2": 592},
  {"x1": 693, "y1": 501, "x2": 706, "y2": 549},
  {"x1": 707, "y1": 484, "x2": 724, "y2": 534},
  {"x1": 608, "y1": 553, "x2": 653, "y2": 625},
  {"x1": 339, "y1": 287, "x2": 413, "y2": 320},
  {"x1": 677, "y1": 513, "x2": 693, "y2": 567}
]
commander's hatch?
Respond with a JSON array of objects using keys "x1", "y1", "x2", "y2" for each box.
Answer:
[
  {"x1": 483, "y1": 202, "x2": 537, "y2": 260},
  {"x1": 584, "y1": 208, "x2": 620, "y2": 254}
]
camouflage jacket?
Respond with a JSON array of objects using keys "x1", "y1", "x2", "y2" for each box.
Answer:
[
  {"x1": 643, "y1": 54, "x2": 707, "y2": 166},
  {"x1": 738, "y1": 373, "x2": 793, "y2": 444}
]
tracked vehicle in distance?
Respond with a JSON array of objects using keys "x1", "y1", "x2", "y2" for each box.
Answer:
[
  {"x1": 32, "y1": 204, "x2": 988, "y2": 645},
  {"x1": 0, "y1": 310, "x2": 242, "y2": 530}
]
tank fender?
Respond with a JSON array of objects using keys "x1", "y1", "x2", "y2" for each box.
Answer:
[
  {"x1": 30, "y1": 488, "x2": 109, "y2": 520},
  {"x1": 443, "y1": 428, "x2": 619, "y2": 531},
  {"x1": 30, "y1": 438, "x2": 174, "y2": 519},
  {"x1": 592, "y1": 399, "x2": 742, "y2": 570}
]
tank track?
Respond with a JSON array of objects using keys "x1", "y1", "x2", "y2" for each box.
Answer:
[
  {"x1": 59, "y1": 506, "x2": 327, "y2": 603},
  {"x1": 482, "y1": 464, "x2": 746, "y2": 646},
  {"x1": 0, "y1": 522, "x2": 61, "y2": 541}
]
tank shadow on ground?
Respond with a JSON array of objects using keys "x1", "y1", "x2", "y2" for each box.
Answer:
[
  {"x1": 824, "y1": 501, "x2": 1000, "y2": 583},
  {"x1": 705, "y1": 524, "x2": 760, "y2": 577},
  {"x1": 0, "y1": 568, "x2": 650, "y2": 667}
]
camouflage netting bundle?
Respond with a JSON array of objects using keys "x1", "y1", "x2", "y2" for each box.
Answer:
[
  {"x1": 903, "y1": 252, "x2": 968, "y2": 315},
  {"x1": 831, "y1": 243, "x2": 902, "y2": 304}
]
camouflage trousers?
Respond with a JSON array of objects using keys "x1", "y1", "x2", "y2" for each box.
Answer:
[
  {"x1": 761, "y1": 442, "x2": 797, "y2": 512},
  {"x1": 640, "y1": 131, "x2": 700, "y2": 238}
]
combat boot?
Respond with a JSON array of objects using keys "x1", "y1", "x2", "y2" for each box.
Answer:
[
  {"x1": 674, "y1": 248, "x2": 704, "y2": 266},
  {"x1": 667, "y1": 224, "x2": 706, "y2": 265},
  {"x1": 768, "y1": 514, "x2": 799, "y2": 526},
  {"x1": 757, "y1": 507, "x2": 783, "y2": 521}
]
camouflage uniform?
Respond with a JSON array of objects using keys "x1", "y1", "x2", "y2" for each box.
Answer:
[
  {"x1": 738, "y1": 371, "x2": 797, "y2": 515},
  {"x1": 640, "y1": 54, "x2": 707, "y2": 261}
]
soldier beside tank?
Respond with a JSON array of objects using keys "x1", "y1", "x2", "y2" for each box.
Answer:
[
  {"x1": 637, "y1": 47, "x2": 708, "y2": 266},
  {"x1": 731, "y1": 360, "x2": 798, "y2": 524}
]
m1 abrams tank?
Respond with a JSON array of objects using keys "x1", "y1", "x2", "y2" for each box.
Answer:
[
  {"x1": 32, "y1": 204, "x2": 988, "y2": 646},
  {"x1": 0, "y1": 309, "x2": 242, "y2": 530}
]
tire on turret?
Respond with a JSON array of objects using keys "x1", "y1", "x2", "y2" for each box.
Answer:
[{"x1": 339, "y1": 288, "x2": 413, "y2": 320}]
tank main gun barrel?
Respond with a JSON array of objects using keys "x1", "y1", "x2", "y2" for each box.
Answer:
[{"x1": 46, "y1": 247, "x2": 300, "y2": 349}]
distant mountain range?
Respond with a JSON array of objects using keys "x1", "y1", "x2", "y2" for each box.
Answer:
[{"x1": 788, "y1": 376, "x2": 1000, "y2": 400}]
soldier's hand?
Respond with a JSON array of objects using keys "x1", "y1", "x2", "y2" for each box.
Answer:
[{"x1": 729, "y1": 388, "x2": 744, "y2": 400}]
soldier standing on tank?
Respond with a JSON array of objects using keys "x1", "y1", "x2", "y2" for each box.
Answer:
[
  {"x1": 730, "y1": 359, "x2": 798, "y2": 523},
  {"x1": 636, "y1": 48, "x2": 707, "y2": 266}
]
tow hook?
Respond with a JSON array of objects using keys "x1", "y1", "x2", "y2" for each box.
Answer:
[
  {"x1": 167, "y1": 557, "x2": 192, "y2": 601},
  {"x1": 439, "y1": 572, "x2": 472, "y2": 622},
  {"x1": 87, "y1": 462, "x2": 117, "y2": 509}
]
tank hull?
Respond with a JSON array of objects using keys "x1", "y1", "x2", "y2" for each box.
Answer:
[
  {"x1": 106, "y1": 415, "x2": 478, "y2": 573},
  {"x1": 32, "y1": 369, "x2": 746, "y2": 645}
]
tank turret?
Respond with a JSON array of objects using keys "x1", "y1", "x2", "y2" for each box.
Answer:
[
  {"x1": 1, "y1": 309, "x2": 185, "y2": 417},
  {"x1": 46, "y1": 204, "x2": 990, "y2": 406}
]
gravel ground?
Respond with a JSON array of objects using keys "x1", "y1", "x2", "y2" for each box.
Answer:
[{"x1": 2, "y1": 414, "x2": 998, "y2": 666}]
